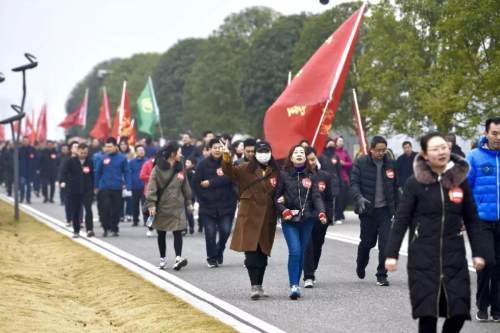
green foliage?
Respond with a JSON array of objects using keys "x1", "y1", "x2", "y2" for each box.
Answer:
[
  {"x1": 153, "y1": 39, "x2": 206, "y2": 139},
  {"x1": 240, "y1": 14, "x2": 307, "y2": 136}
]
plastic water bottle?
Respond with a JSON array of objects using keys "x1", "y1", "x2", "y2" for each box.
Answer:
[{"x1": 146, "y1": 215, "x2": 155, "y2": 228}]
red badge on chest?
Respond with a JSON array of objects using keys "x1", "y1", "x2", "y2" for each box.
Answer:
[
  {"x1": 177, "y1": 172, "x2": 185, "y2": 181},
  {"x1": 385, "y1": 168, "x2": 395, "y2": 179},
  {"x1": 318, "y1": 181, "x2": 326, "y2": 192},
  {"x1": 29, "y1": 153, "x2": 35, "y2": 159},
  {"x1": 103, "y1": 158, "x2": 111, "y2": 165},
  {"x1": 269, "y1": 177, "x2": 277, "y2": 188},
  {"x1": 331, "y1": 158, "x2": 337, "y2": 165},
  {"x1": 302, "y1": 178, "x2": 312, "y2": 189},
  {"x1": 83, "y1": 166, "x2": 90, "y2": 174},
  {"x1": 50, "y1": 154, "x2": 57, "y2": 159},
  {"x1": 216, "y1": 168, "x2": 224, "y2": 176},
  {"x1": 449, "y1": 187, "x2": 464, "y2": 204}
]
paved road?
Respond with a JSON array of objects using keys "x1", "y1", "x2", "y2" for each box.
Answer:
[{"x1": 6, "y1": 189, "x2": 497, "y2": 333}]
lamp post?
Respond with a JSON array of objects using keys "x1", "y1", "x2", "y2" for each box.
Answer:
[{"x1": 0, "y1": 53, "x2": 38, "y2": 220}]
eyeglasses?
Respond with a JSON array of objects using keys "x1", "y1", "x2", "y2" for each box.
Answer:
[{"x1": 427, "y1": 145, "x2": 449, "y2": 153}]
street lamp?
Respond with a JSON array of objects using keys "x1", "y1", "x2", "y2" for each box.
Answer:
[{"x1": 0, "y1": 53, "x2": 38, "y2": 220}]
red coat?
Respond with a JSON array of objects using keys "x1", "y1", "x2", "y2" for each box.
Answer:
[{"x1": 139, "y1": 157, "x2": 154, "y2": 195}]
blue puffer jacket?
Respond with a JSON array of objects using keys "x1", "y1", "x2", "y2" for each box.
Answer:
[
  {"x1": 467, "y1": 136, "x2": 500, "y2": 222},
  {"x1": 129, "y1": 157, "x2": 146, "y2": 191},
  {"x1": 95, "y1": 152, "x2": 131, "y2": 190}
]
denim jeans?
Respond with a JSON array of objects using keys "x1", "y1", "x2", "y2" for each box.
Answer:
[
  {"x1": 282, "y1": 218, "x2": 315, "y2": 286},
  {"x1": 201, "y1": 213, "x2": 234, "y2": 263}
]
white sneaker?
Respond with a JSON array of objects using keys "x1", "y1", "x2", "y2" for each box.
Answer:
[
  {"x1": 146, "y1": 230, "x2": 153, "y2": 237},
  {"x1": 289, "y1": 285, "x2": 301, "y2": 300},
  {"x1": 335, "y1": 219, "x2": 344, "y2": 225},
  {"x1": 304, "y1": 279, "x2": 314, "y2": 288},
  {"x1": 173, "y1": 256, "x2": 188, "y2": 271},
  {"x1": 159, "y1": 258, "x2": 166, "y2": 269}
]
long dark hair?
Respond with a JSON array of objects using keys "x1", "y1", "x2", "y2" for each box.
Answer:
[
  {"x1": 283, "y1": 144, "x2": 314, "y2": 173},
  {"x1": 154, "y1": 141, "x2": 182, "y2": 172}
]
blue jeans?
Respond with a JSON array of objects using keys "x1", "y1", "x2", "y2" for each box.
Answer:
[
  {"x1": 282, "y1": 218, "x2": 315, "y2": 286},
  {"x1": 201, "y1": 213, "x2": 234, "y2": 263},
  {"x1": 20, "y1": 176, "x2": 31, "y2": 203}
]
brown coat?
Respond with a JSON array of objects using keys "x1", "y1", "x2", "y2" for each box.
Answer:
[
  {"x1": 222, "y1": 155, "x2": 278, "y2": 256},
  {"x1": 146, "y1": 165, "x2": 192, "y2": 232}
]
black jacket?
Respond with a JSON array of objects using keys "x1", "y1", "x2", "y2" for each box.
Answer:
[
  {"x1": 396, "y1": 152, "x2": 417, "y2": 187},
  {"x1": 0, "y1": 147, "x2": 14, "y2": 182},
  {"x1": 18, "y1": 145, "x2": 37, "y2": 179},
  {"x1": 451, "y1": 144, "x2": 465, "y2": 158},
  {"x1": 61, "y1": 156, "x2": 94, "y2": 195},
  {"x1": 193, "y1": 155, "x2": 237, "y2": 217},
  {"x1": 311, "y1": 169, "x2": 335, "y2": 223},
  {"x1": 274, "y1": 167, "x2": 325, "y2": 221},
  {"x1": 350, "y1": 154, "x2": 399, "y2": 216},
  {"x1": 386, "y1": 154, "x2": 483, "y2": 319},
  {"x1": 39, "y1": 148, "x2": 60, "y2": 181}
]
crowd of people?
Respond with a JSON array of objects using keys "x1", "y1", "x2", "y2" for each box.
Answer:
[{"x1": 0, "y1": 117, "x2": 499, "y2": 332}]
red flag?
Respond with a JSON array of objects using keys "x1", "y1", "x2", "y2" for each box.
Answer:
[
  {"x1": 25, "y1": 112, "x2": 36, "y2": 144},
  {"x1": 0, "y1": 124, "x2": 5, "y2": 141},
  {"x1": 263, "y1": 4, "x2": 367, "y2": 159},
  {"x1": 111, "y1": 81, "x2": 133, "y2": 142},
  {"x1": 129, "y1": 119, "x2": 137, "y2": 145},
  {"x1": 36, "y1": 104, "x2": 48, "y2": 142},
  {"x1": 59, "y1": 89, "x2": 88, "y2": 129},
  {"x1": 90, "y1": 87, "x2": 111, "y2": 139}
]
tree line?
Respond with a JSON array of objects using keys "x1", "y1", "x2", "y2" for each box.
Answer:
[{"x1": 65, "y1": 0, "x2": 499, "y2": 139}]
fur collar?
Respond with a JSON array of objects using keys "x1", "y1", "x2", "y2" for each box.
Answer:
[{"x1": 413, "y1": 153, "x2": 469, "y2": 189}]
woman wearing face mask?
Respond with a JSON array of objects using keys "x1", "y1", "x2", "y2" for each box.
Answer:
[
  {"x1": 221, "y1": 140, "x2": 280, "y2": 300},
  {"x1": 146, "y1": 141, "x2": 193, "y2": 271},
  {"x1": 385, "y1": 132, "x2": 486, "y2": 333},
  {"x1": 275, "y1": 144, "x2": 327, "y2": 300}
]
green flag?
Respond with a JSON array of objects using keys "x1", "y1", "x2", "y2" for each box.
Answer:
[{"x1": 137, "y1": 77, "x2": 159, "y2": 136}]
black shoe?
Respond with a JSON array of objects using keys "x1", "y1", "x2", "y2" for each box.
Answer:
[
  {"x1": 173, "y1": 257, "x2": 188, "y2": 271},
  {"x1": 207, "y1": 260, "x2": 218, "y2": 268},
  {"x1": 26, "y1": 200, "x2": 31, "y2": 204},
  {"x1": 87, "y1": 230, "x2": 95, "y2": 237},
  {"x1": 43, "y1": 198, "x2": 48, "y2": 203},
  {"x1": 111, "y1": 232, "x2": 119, "y2": 237},
  {"x1": 189, "y1": 228, "x2": 194, "y2": 235},
  {"x1": 132, "y1": 222, "x2": 138, "y2": 227},
  {"x1": 356, "y1": 266, "x2": 366, "y2": 279},
  {"x1": 102, "y1": 230, "x2": 108, "y2": 237},
  {"x1": 217, "y1": 257, "x2": 223, "y2": 266},
  {"x1": 492, "y1": 314, "x2": 500, "y2": 322},
  {"x1": 49, "y1": 199, "x2": 54, "y2": 203},
  {"x1": 476, "y1": 310, "x2": 489, "y2": 322},
  {"x1": 72, "y1": 232, "x2": 80, "y2": 238},
  {"x1": 376, "y1": 276, "x2": 389, "y2": 286},
  {"x1": 198, "y1": 227, "x2": 203, "y2": 233}
]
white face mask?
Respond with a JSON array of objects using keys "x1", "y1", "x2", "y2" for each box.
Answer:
[{"x1": 255, "y1": 152, "x2": 271, "y2": 164}]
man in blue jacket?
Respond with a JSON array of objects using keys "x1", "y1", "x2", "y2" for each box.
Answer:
[
  {"x1": 129, "y1": 145, "x2": 146, "y2": 227},
  {"x1": 95, "y1": 137, "x2": 131, "y2": 237},
  {"x1": 193, "y1": 137, "x2": 238, "y2": 267},
  {"x1": 467, "y1": 117, "x2": 500, "y2": 322}
]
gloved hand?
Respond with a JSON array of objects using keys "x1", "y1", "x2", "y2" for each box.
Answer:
[{"x1": 356, "y1": 197, "x2": 371, "y2": 214}]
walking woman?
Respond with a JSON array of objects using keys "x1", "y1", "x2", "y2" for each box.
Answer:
[
  {"x1": 275, "y1": 144, "x2": 327, "y2": 300},
  {"x1": 221, "y1": 140, "x2": 280, "y2": 300},
  {"x1": 146, "y1": 142, "x2": 192, "y2": 271},
  {"x1": 385, "y1": 132, "x2": 486, "y2": 333}
]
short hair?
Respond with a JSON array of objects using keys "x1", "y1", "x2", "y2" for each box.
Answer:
[
  {"x1": 444, "y1": 133, "x2": 456, "y2": 144},
  {"x1": 207, "y1": 137, "x2": 222, "y2": 149},
  {"x1": 420, "y1": 132, "x2": 446, "y2": 153},
  {"x1": 305, "y1": 146, "x2": 317, "y2": 156},
  {"x1": 243, "y1": 138, "x2": 256, "y2": 148},
  {"x1": 145, "y1": 137, "x2": 153, "y2": 145},
  {"x1": 105, "y1": 137, "x2": 117, "y2": 146},
  {"x1": 402, "y1": 141, "x2": 412, "y2": 147},
  {"x1": 203, "y1": 130, "x2": 214, "y2": 138},
  {"x1": 370, "y1": 136, "x2": 387, "y2": 149},
  {"x1": 486, "y1": 117, "x2": 500, "y2": 133},
  {"x1": 182, "y1": 132, "x2": 192, "y2": 139},
  {"x1": 135, "y1": 144, "x2": 145, "y2": 150},
  {"x1": 69, "y1": 140, "x2": 79, "y2": 148},
  {"x1": 78, "y1": 143, "x2": 88, "y2": 150}
]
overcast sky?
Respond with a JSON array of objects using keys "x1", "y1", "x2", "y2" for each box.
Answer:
[{"x1": 0, "y1": 0, "x2": 363, "y2": 139}]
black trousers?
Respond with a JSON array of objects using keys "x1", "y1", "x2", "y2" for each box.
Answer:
[
  {"x1": 99, "y1": 189, "x2": 122, "y2": 232},
  {"x1": 476, "y1": 220, "x2": 500, "y2": 316},
  {"x1": 244, "y1": 245, "x2": 268, "y2": 286},
  {"x1": 131, "y1": 190, "x2": 145, "y2": 224},
  {"x1": 335, "y1": 181, "x2": 349, "y2": 220},
  {"x1": 41, "y1": 178, "x2": 55, "y2": 201},
  {"x1": 157, "y1": 230, "x2": 183, "y2": 258},
  {"x1": 357, "y1": 206, "x2": 391, "y2": 278},
  {"x1": 419, "y1": 291, "x2": 466, "y2": 333},
  {"x1": 68, "y1": 192, "x2": 93, "y2": 233},
  {"x1": 303, "y1": 220, "x2": 329, "y2": 281}
]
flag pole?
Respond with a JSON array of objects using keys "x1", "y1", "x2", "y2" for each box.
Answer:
[
  {"x1": 118, "y1": 81, "x2": 127, "y2": 141},
  {"x1": 148, "y1": 76, "x2": 164, "y2": 139},
  {"x1": 311, "y1": 2, "x2": 367, "y2": 147},
  {"x1": 82, "y1": 88, "x2": 89, "y2": 128},
  {"x1": 287, "y1": 71, "x2": 292, "y2": 86},
  {"x1": 352, "y1": 88, "x2": 368, "y2": 155}
]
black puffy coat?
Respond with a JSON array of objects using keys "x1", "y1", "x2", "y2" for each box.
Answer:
[
  {"x1": 39, "y1": 148, "x2": 60, "y2": 181},
  {"x1": 60, "y1": 157, "x2": 94, "y2": 195},
  {"x1": 386, "y1": 154, "x2": 483, "y2": 319},
  {"x1": 274, "y1": 167, "x2": 325, "y2": 221},
  {"x1": 311, "y1": 169, "x2": 335, "y2": 223},
  {"x1": 350, "y1": 154, "x2": 399, "y2": 216},
  {"x1": 192, "y1": 155, "x2": 238, "y2": 217},
  {"x1": 319, "y1": 147, "x2": 342, "y2": 193}
]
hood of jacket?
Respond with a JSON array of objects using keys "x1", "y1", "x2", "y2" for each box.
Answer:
[{"x1": 414, "y1": 153, "x2": 469, "y2": 189}]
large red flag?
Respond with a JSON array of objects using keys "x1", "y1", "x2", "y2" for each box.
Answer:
[
  {"x1": 59, "y1": 89, "x2": 88, "y2": 129},
  {"x1": 90, "y1": 87, "x2": 111, "y2": 139},
  {"x1": 263, "y1": 3, "x2": 367, "y2": 159},
  {"x1": 36, "y1": 104, "x2": 47, "y2": 142},
  {"x1": 111, "y1": 81, "x2": 133, "y2": 142}
]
